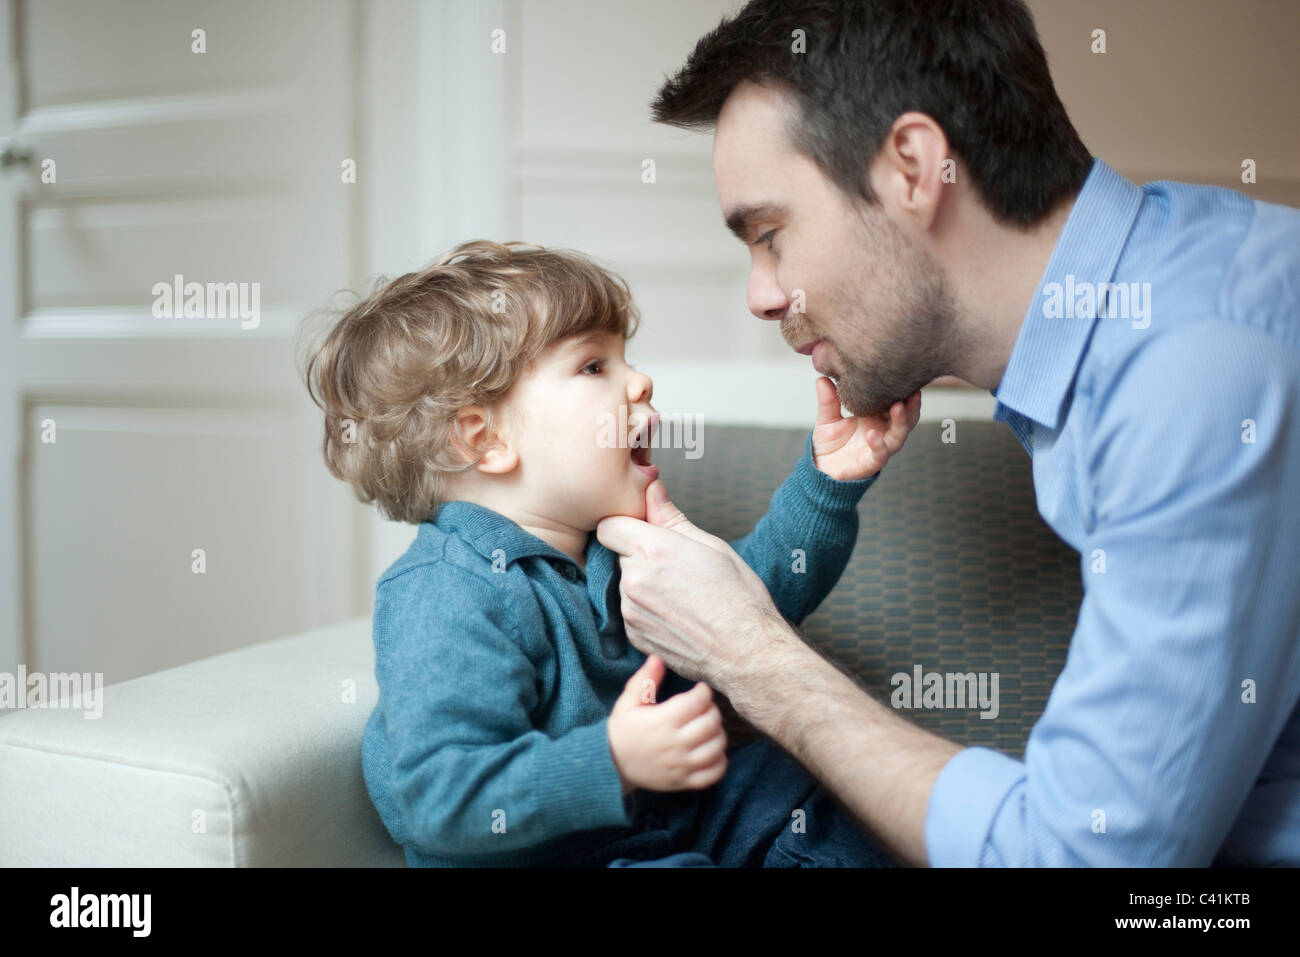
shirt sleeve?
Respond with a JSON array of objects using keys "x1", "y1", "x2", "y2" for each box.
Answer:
[
  {"x1": 926, "y1": 321, "x2": 1300, "y2": 866},
  {"x1": 374, "y1": 560, "x2": 632, "y2": 859},
  {"x1": 727, "y1": 428, "x2": 878, "y2": 626}
]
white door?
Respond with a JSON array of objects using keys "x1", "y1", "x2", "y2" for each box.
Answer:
[{"x1": 0, "y1": 0, "x2": 363, "y2": 684}]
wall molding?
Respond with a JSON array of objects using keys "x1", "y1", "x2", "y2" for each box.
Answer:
[
  {"x1": 511, "y1": 145, "x2": 717, "y2": 193},
  {"x1": 16, "y1": 87, "x2": 299, "y2": 135},
  {"x1": 21, "y1": 307, "x2": 302, "y2": 339}
]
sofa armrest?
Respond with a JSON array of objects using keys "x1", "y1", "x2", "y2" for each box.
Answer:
[{"x1": 0, "y1": 616, "x2": 404, "y2": 866}]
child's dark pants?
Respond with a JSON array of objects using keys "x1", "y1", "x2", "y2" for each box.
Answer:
[{"x1": 554, "y1": 738, "x2": 898, "y2": 868}]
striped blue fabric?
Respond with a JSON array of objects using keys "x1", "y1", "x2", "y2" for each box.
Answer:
[{"x1": 925, "y1": 159, "x2": 1300, "y2": 866}]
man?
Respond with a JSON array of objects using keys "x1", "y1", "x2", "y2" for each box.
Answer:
[{"x1": 596, "y1": 0, "x2": 1300, "y2": 866}]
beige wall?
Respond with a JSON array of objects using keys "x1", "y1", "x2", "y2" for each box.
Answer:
[
  {"x1": 494, "y1": 0, "x2": 1299, "y2": 412},
  {"x1": 363, "y1": 0, "x2": 1298, "y2": 584},
  {"x1": 1029, "y1": 0, "x2": 1299, "y2": 207}
]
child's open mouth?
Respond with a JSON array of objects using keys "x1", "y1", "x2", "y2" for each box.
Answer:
[{"x1": 630, "y1": 413, "x2": 660, "y2": 481}]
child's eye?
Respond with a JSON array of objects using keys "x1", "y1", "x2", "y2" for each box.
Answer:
[{"x1": 581, "y1": 359, "x2": 604, "y2": 375}]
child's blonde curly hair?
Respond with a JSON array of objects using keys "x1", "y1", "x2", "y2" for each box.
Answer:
[{"x1": 298, "y1": 240, "x2": 640, "y2": 524}]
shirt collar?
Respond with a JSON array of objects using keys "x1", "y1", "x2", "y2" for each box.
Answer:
[
  {"x1": 993, "y1": 158, "x2": 1144, "y2": 430},
  {"x1": 433, "y1": 500, "x2": 625, "y2": 636}
]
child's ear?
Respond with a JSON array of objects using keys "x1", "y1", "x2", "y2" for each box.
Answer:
[{"x1": 454, "y1": 405, "x2": 519, "y2": 475}]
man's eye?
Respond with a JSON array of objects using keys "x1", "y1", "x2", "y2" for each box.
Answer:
[
  {"x1": 753, "y1": 230, "x2": 776, "y2": 249},
  {"x1": 581, "y1": 360, "x2": 603, "y2": 375}
]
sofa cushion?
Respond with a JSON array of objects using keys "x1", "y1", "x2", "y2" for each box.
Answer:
[
  {"x1": 654, "y1": 420, "x2": 1081, "y2": 758},
  {"x1": 0, "y1": 617, "x2": 401, "y2": 866}
]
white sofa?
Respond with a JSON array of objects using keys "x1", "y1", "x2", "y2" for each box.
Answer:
[
  {"x1": 0, "y1": 616, "x2": 404, "y2": 866},
  {"x1": 1, "y1": 421, "x2": 1081, "y2": 867}
]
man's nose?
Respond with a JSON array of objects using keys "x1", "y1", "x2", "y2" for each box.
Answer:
[{"x1": 747, "y1": 264, "x2": 788, "y2": 320}]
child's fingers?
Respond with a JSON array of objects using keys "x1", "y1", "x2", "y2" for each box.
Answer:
[
  {"x1": 905, "y1": 389, "x2": 922, "y2": 428},
  {"x1": 890, "y1": 398, "x2": 909, "y2": 432},
  {"x1": 619, "y1": 653, "x2": 665, "y2": 706},
  {"x1": 684, "y1": 731, "x2": 727, "y2": 768},
  {"x1": 659, "y1": 680, "x2": 715, "y2": 725},
  {"x1": 814, "y1": 376, "x2": 844, "y2": 427},
  {"x1": 883, "y1": 398, "x2": 915, "y2": 447},
  {"x1": 684, "y1": 753, "x2": 728, "y2": 789},
  {"x1": 676, "y1": 702, "x2": 724, "y2": 747}
]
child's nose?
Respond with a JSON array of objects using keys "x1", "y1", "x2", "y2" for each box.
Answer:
[{"x1": 628, "y1": 370, "x2": 653, "y2": 403}]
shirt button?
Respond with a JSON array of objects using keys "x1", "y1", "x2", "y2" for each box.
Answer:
[{"x1": 559, "y1": 563, "x2": 578, "y2": 582}]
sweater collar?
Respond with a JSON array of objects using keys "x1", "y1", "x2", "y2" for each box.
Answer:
[
  {"x1": 432, "y1": 500, "x2": 624, "y2": 638},
  {"x1": 993, "y1": 158, "x2": 1144, "y2": 431}
]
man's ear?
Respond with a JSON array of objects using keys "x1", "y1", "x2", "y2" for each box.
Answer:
[
  {"x1": 867, "y1": 111, "x2": 951, "y2": 231},
  {"x1": 454, "y1": 405, "x2": 519, "y2": 475}
]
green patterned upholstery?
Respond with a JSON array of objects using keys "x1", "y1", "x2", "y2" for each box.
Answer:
[{"x1": 652, "y1": 420, "x2": 1081, "y2": 759}]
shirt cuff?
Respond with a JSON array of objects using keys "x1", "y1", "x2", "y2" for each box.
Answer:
[
  {"x1": 925, "y1": 745, "x2": 1025, "y2": 867},
  {"x1": 530, "y1": 718, "x2": 633, "y2": 834}
]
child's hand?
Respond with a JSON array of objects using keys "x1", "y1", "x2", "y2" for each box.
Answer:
[
  {"x1": 607, "y1": 654, "x2": 727, "y2": 795},
  {"x1": 811, "y1": 377, "x2": 921, "y2": 481}
]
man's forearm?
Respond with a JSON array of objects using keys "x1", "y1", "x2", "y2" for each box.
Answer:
[{"x1": 721, "y1": 618, "x2": 964, "y2": 867}]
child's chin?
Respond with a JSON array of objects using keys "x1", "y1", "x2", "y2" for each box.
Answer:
[{"x1": 599, "y1": 498, "x2": 647, "y2": 522}]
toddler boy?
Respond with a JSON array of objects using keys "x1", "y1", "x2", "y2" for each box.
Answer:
[{"x1": 300, "y1": 240, "x2": 917, "y2": 866}]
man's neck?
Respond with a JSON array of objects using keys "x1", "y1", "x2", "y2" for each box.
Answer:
[{"x1": 944, "y1": 194, "x2": 1076, "y2": 392}]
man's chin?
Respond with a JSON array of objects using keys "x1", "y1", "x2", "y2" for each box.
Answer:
[{"x1": 834, "y1": 378, "x2": 900, "y2": 418}]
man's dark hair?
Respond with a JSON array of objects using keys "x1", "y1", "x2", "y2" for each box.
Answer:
[{"x1": 652, "y1": 0, "x2": 1093, "y2": 227}]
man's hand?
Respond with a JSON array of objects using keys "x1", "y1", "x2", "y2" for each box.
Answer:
[
  {"x1": 812, "y1": 377, "x2": 921, "y2": 481},
  {"x1": 599, "y1": 466, "x2": 957, "y2": 869},
  {"x1": 595, "y1": 480, "x2": 790, "y2": 692}
]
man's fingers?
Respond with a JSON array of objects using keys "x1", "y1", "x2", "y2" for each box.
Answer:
[
  {"x1": 596, "y1": 498, "x2": 726, "y2": 558},
  {"x1": 594, "y1": 514, "x2": 643, "y2": 558},
  {"x1": 595, "y1": 514, "x2": 685, "y2": 559},
  {"x1": 644, "y1": 480, "x2": 730, "y2": 552},
  {"x1": 643, "y1": 479, "x2": 687, "y2": 531}
]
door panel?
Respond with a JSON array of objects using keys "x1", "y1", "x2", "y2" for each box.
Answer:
[{"x1": 1, "y1": 0, "x2": 363, "y2": 683}]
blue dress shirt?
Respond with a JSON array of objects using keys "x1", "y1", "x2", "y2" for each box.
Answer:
[{"x1": 925, "y1": 159, "x2": 1300, "y2": 866}]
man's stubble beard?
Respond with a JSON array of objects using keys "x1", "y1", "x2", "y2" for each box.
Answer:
[{"x1": 819, "y1": 207, "x2": 962, "y2": 418}]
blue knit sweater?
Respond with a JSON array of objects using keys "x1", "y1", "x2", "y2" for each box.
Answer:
[{"x1": 361, "y1": 430, "x2": 877, "y2": 866}]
